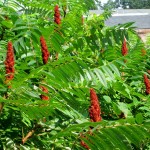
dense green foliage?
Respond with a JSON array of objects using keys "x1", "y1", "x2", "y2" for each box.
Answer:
[{"x1": 0, "y1": 0, "x2": 150, "y2": 149}]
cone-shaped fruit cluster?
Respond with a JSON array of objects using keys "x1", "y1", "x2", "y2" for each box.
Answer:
[
  {"x1": 89, "y1": 88, "x2": 102, "y2": 122},
  {"x1": 122, "y1": 39, "x2": 128, "y2": 56},
  {"x1": 81, "y1": 88, "x2": 102, "y2": 149},
  {"x1": 54, "y1": 5, "x2": 61, "y2": 25},
  {"x1": 144, "y1": 74, "x2": 150, "y2": 95},
  {"x1": 5, "y1": 41, "x2": 15, "y2": 82},
  {"x1": 40, "y1": 36, "x2": 50, "y2": 64}
]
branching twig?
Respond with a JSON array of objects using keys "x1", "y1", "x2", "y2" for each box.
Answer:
[
  {"x1": 22, "y1": 124, "x2": 42, "y2": 144},
  {"x1": 0, "y1": 93, "x2": 8, "y2": 114},
  {"x1": 22, "y1": 129, "x2": 35, "y2": 144},
  {"x1": 0, "y1": 102, "x2": 4, "y2": 114}
]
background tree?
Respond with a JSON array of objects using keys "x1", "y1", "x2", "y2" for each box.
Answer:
[
  {"x1": 114, "y1": 0, "x2": 150, "y2": 9},
  {"x1": 103, "y1": 0, "x2": 116, "y2": 9}
]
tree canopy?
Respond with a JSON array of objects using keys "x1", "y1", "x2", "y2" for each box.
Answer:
[{"x1": 104, "y1": 0, "x2": 150, "y2": 9}]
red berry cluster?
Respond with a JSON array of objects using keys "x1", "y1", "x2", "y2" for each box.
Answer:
[
  {"x1": 122, "y1": 39, "x2": 128, "y2": 56},
  {"x1": 40, "y1": 36, "x2": 50, "y2": 64},
  {"x1": 89, "y1": 88, "x2": 102, "y2": 122},
  {"x1": 144, "y1": 74, "x2": 150, "y2": 95},
  {"x1": 40, "y1": 86, "x2": 49, "y2": 100},
  {"x1": 81, "y1": 89, "x2": 102, "y2": 149},
  {"x1": 54, "y1": 5, "x2": 61, "y2": 25},
  {"x1": 80, "y1": 139, "x2": 90, "y2": 150},
  {"x1": 4, "y1": 41, "x2": 15, "y2": 83}
]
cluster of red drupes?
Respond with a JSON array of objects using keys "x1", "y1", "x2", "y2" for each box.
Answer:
[
  {"x1": 40, "y1": 36, "x2": 50, "y2": 64},
  {"x1": 121, "y1": 38, "x2": 128, "y2": 56},
  {"x1": 4, "y1": 42, "x2": 15, "y2": 84},
  {"x1": 144, "y1": 74, "x2": 150, "y2": 95},
  {"x1": 54, "y1": 5, "x2": 61, "y2": 25},
  {"x1": 89, "y1": 88, "x2": 102, "y2": 122},
  {"x1": 81, "y1": 88, "x2": 102, "y2": 149}
]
